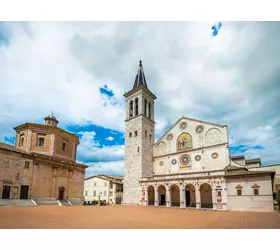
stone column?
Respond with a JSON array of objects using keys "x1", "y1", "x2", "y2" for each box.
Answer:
[
  {"x1": 195, "y1": 188, "x2": 201, "y2": 209},
  {"x1": 166, "y1": 187, "x2": 171, "y2": 207},
  {"x1": 144, "y1": 187, "x2": 148, "y2": 206},
  {"x1": 155, "y1": 188, "x2": 159, "y2": 207},
  {"x1": 180, "y1": 188, "x2": 185, "y2": 208},
  {"x1": 222, "y1": 187, "x2": 228, "y2": 210},
  {"x1": 212, "y1": 187, "x2": 217, "y2": 210}
]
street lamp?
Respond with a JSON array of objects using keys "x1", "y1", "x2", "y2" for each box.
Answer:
[{"x1": 99, "y1": 191, "x2": 102, "y2": 206}]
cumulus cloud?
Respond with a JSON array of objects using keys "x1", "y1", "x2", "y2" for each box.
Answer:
[
  {"x1": 1, "y1": 21, "x2": 280, "y2": 166},
  {"x1": 105, "y1": 136, "x2": 114, "y2": 141},
  {"x1": 83, "y1": 161, "x2": 124, "y2": 178}
]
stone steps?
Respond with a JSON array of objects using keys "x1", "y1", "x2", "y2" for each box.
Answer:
[{"x1": 0, "y1": 199, "x2": 37, "y2": 207}]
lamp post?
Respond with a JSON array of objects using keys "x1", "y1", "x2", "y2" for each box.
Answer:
[{"x1": 99, "y1": 191, "x2": 102, "y2": 206}]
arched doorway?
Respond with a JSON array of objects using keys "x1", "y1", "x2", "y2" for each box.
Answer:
[
  {"x1": 158, "y1": 185, "x2": 166, "y2": 206},
  {"x1": 170, "y1": 184, "x2": 180, "y2": 207},
  {"x1": 148, "y1": 186, "x2": 155, "y2": 205},
  {"x1": 185, "y1": 184, "x2": 196, "y2": 207},
  {"x1": 200, "y1": 183, "x2": 213, "y2": 208},
  {"x1": 58, "y1": 187, "x2": 65, "y2": 200}
]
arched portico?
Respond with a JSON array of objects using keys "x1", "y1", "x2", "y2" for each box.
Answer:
[
  {"x1": 170, "y1": 184, "x2": 180, "y2": 207},
  {"x1": 148, "y1": 186, "x2": 155, "y2": 205},
  {"x1": 185, "y1": 184, "x2": 196, "y2": 207},
  {"x1": 158, "y1": 185, "x2": 166, "y2": 206},
  {"x1": 200, "y1": 183, "x2": 213, "y2": 208}
]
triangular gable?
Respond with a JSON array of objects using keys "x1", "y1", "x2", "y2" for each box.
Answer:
[
  {"x1": 251, "y1": 183, "x2": 260, "y2": 188},
  {"x1": 235, "y1": 184, "x2": 243, "y2": 189},
  {"x1": 155, "y1": 116, "x2": 226, "y2": 145}
]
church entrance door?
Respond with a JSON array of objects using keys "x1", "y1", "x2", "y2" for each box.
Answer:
[
  {"x1": 2, "y1": 185, "x2": 11, "y2": 199},
  {"x1": 160, "y1": 194, "x2": 166, "y2": 205},
  {"x1": 20, "y1": 185, "x2": 29, "y2": 199},
  {"x1": 58, "y1": 187, "x2": 65, "y2": 200},
  {"x1": 185, "y1": 191, "x2": 190, "y2": 207}
]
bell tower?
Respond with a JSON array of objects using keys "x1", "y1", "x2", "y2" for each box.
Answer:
[{"x1": 122, "y1": 60, "x2": 157, "y2": 205}]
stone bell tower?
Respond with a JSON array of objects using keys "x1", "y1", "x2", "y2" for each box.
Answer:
[{"x1": 122, "y1": 60, "x2": 157, "y2": 205}]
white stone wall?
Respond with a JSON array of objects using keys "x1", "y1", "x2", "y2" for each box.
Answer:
[
  {"x1": 226, "y1": 175, "x2": 274, "y2": 211},
  {"x1": 123, "y1": 88, "x2": 155, "y2": 205},
  {"x1": 84, "y1": 176, "x2": 111, "y2": 203}
]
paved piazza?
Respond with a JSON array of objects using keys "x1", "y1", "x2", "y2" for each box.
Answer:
[{"x1": 0, "y1": 206, "x2": 279, "y2": 229}]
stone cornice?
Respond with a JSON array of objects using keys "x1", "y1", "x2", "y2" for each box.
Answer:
[
  {"x1": 140, "y1": 169, "x2": 225, "y2": 182},
  {"x1": 125, "y1": 114, "x2": 155, "y2": 124},
  {"x1": 13, "y1": 123, "x2": 79, "y2": 144},
  {"x1": 124, "y1": 85, "x2": 157, "y2": 100},
  {"x1": 153, "y1": 142, "x2": 228, "y2": 159}
]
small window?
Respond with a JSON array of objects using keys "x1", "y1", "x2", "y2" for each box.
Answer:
[
  {"x1": 149, "y1": 134, "x2": 152, "y2": 141},
  {"x1": 38, "y1": 137, "x2": 45, "y2": 147},
  {"x1": 217, "y1": 191, "x2": 221, "y2": 196},
  {"x1": 20, "y1": 137, "x2": 24, "y2": 147},
  {"x1": 135, "y1": 131, "x2": 138, "y2": 137},
  {"x1": 104, "y1": 191, "x2": 107, "y2": 196},
  {"x1": 254, "y1": 189, "x2": 259, "y2": 195},
  {"x1": 138, "y1": 146, "x2": 140, "y2": 152},
  {"x1": 237, "y1": 189, "x2": 242, "y2": 196},
  {"x1": 94, "y1": 190, "x2": 96, "y2": 196},
  {"x1": 85, "y1": 190, "x2": 88, "y2": 196},
  {"x1": 62, "y1": 142, "x2": 67, "y2": 151},
  {"x1": 24, "y1": 161, "x2": 30, "y2": 169},
  {"x1": 110, "y1": 191, "x2": 113, "y2": 196},
  {"x1": 145, "y1": 130, "x2": 147, "y2": 138},
  {"x1": 94, "y1": 182, "x2": 96, "y2": 186},
  {"x1": 110, "y1": 183, "x2": 113, "y2": 189},
  {"x1": 148, "y1": 102, "x2": 151, "y2": 119},
  {"x1": 104, "y1": 182, "x2": 107, "y2": 187},
  {"x1": 129, "y1": 132, "x2": 132, "y2": 138}
]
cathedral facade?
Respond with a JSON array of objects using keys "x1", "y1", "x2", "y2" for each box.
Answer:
[{"x1": 122, "y1": 61, "x2": 276, "y2": 212}]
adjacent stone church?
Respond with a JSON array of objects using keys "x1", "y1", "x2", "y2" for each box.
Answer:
[
  {"x1": 0, "y1": 114, "x2": 87, "y2": 205},
  {"x1": 122, "y1": 60, "x2": 277, "y2": 212}
]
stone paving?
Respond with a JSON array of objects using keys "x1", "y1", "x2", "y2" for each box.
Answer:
[{"x1": 0, "y1": 205, "x2": 279, "y2": 229}]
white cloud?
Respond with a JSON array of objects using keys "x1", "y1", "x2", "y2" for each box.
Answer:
[
  {"x1": 83, "y1": 161, "x2": 124, "y2": 178},
  {"x1": 105, "y1": 136, "x2": 114, "y2": 141},
  {"x1": 1, "y1": 22, "x2": 280, "y2": 165}
]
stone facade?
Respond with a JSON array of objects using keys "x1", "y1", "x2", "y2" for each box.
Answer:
[
  {"x1": 0, "y1": 115, "x2": 87, "y2": 205},
  {"x1": 123, "y1": 60, "x2": 278, "y2": 212},
  {"x1": 84, "y1": 174, "x2": 123, "y2": 204}
]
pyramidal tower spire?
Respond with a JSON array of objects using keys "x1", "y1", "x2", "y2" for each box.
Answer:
[{"x1": 133, "y1": 59, "x2": 148, "y2": 89}]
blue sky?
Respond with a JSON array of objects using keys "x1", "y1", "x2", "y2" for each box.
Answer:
[{"x1": 1, "y1": 21, "x2": 280, "y2": 177}]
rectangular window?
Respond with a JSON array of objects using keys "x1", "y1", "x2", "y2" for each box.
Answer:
[
  {"x1": 129, "y1": 132, "x2": 132, "y2": 138},
  {"x1": 20, "y1": 136, "x2": 24, "y2": 147},
  {"x1": 110, "y1": 191, "x2": 113, "y2": 196},
  {"x1": 104, "y1": 182, "x2": 107, "y2": 187},
  {"x1": 145, "y1": 130, "x2": 147, "y2": 138},
  {"x1": 104, "y1": 191, "x2": 107, "y2": 196},
  {"x1": 110, "y1": 183, "x2": 113, "y2": 189},
  {"x1": 94, "y1": 190, "x2": 96, "y2": 196},
  {"x1": 94, "y1": 182, "x2": 96, "y2": 186},
  {"x1": 62, "y1": 142, "x2": 67, "y2": 151},
  {"x1": 38, "y1": 137, "x2": 45, "y2": 146},
  {"x1": 217, "y1": 191, "x2": 221, "y2": 196},
  {"x1": 85, "y1": 190, "x2": 88, "y2": 196},
  {"x1": 254, "y1": 189, "x2": 259, "y2": 195},
  {"x1": 24, "y1": 161, "x2": 30, "y2": 169},
  {"x1": 135, "y1": 131, "x2": 137, "y2": 137},
  {"x1": 237, "y1": 189, "x2": 242, "y2": 196},
  {"x1": 149, "y1": 134, "x2": 152, "y2": 141}
]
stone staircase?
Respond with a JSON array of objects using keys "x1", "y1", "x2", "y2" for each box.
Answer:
[
  {"x1": 35, "y1": 200, "x2": 60, "y2": 206},
  {"x1": 0, "y1": 199, "x2": 37, "y2": 207},
  {"x1": 58, "y1": 200, "x2": 72, "y2": 206}
]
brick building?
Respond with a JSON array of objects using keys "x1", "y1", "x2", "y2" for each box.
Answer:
[{"x1": 0, "y1": 114, "x2": 88, "y2": 205}]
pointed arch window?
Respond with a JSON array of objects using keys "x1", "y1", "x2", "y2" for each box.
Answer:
[
  {"x1": 135, "y1": 98, "x2": 139, "y2": 116},
  {"x1": 129, "y1": 100, "x2": 133, "y2": 118},
  {"x1": 148, "y1": 102, "x2": 151, "y2": 119},
  {"x1": 144, "y1": 99, "x2": 147, "y2": 116}
]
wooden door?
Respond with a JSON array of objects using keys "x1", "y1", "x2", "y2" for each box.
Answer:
[
  {"x1": 20, "y1": 185, "x2": 29, "y2": 199},
  {"x1": 2, "y1": 186, "x2": 11, "y2": 199}
]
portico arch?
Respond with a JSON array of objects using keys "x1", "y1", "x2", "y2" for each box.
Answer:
[
  {"x1": 185, "y1": 184, "x2": 196, "y2": 207},
  {"x1": 148, "y1": 186, "x2": 155, "y2": 205},
  {"x1": 170, "y1": 184, "x2": 180, "y2": 207},
  {"x1": 158, "y1": 185, "x2": 166, "y2": 206},
  {"x1": 200, "y1": 183, "x2": 213, "y2": 208}
]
